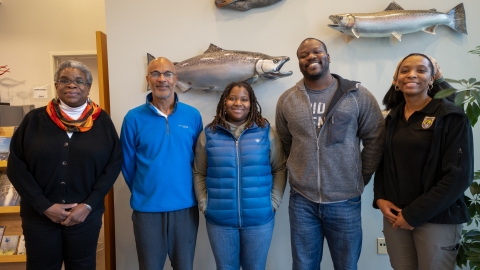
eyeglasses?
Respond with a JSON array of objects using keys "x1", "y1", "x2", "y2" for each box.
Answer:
[
  {"x1": 149, "y1": 71, "x2": 176, "y2": 79},
  {"x1": 56, "y1": 78, "x2": 88, "y2": 86}
]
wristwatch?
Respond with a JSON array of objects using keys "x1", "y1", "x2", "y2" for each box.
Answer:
[{"x1": 83, "y1": 203, "x2": 93, "y2": 212}]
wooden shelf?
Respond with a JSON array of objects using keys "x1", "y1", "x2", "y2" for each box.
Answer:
[
  {"x1": 0, "y1": 127, "x2": 15, "y2": 137},
  {"x1": 1, "y1": 125, "x2": 24, "y2": 267},
  {"x1": 0, "y1": 255, "x2": 26, "y2": 263},
  {"x1": 0, "y1": 206, "x2": 20, "y2": 214}
]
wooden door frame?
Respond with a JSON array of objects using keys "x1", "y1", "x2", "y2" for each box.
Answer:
[{"x1": 96, "y1": 31, "x2": 116, "y2": 270}]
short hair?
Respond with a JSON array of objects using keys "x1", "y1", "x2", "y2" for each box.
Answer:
[
  {"x1": 54, "y1": 60, "x2": 93, "y2": 86},
  {"x1": 297, "y1": 38, "x2": 328, "y2": 57}
]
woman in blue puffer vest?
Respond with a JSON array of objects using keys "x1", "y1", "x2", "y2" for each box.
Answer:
[{"x1": 194, "y1": 81, "x2": 287, "y2": 270}]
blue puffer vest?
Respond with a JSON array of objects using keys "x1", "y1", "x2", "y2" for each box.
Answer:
[{"x1": 204, "y1": 123, "x2": 274, "y2": 227}]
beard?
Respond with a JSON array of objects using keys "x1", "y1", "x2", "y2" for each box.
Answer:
[{"x1": 300, "y1": 60, "x2": 330, "y2": 81}]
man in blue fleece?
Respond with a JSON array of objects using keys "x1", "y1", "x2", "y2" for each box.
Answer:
[
  {"x1": 275, "y1": 38, "x2": 385, "y2": 269},
  {"x1": 121, "y1": 57, "x2": 203, "y2": 270}
]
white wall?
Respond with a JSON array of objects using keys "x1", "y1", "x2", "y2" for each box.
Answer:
[
  {"x1": 0, "y1": 0, "x2": 106, "y2": 109},
  {"x1": 2, "y1": 0, "x2": 478, "y2": 269},
  {"x1": 106, "y1": 1, "x2": 480, "y2": 269}
]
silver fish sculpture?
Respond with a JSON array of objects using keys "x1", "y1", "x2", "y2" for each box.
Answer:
[
  {"x1": 148, "y1": 44, "x2": 292, "y2": 92},
  {"x1": 215, "y1": 0, "x2": 283, "y2": 11},
  {"x1": 328, "y1": 2, "x2": 467, "y2": 43}
]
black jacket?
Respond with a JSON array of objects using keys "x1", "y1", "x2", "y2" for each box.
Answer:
[
  {"x1": 373, "y1": 99, "x2": 474, "y2": 227},
  {"x1": 7, "y1": 107, "x2": 123, "y2": 217}
]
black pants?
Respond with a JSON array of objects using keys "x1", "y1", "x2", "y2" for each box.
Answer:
[{"x1": 22, "y1": 210, "x2": 102, "y2": 270}]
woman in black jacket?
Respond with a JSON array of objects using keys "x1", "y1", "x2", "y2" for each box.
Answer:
[
  {"x1": 373, "y1": 54, "x2": 474, "y2": 270},
  {"x1": 7, "y1": 60, "x2": 122, "y2": 269}
]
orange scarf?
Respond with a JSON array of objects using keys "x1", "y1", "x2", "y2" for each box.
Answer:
[{"x1": 46, "y1": 98, "x2": 102, "y2": 132}]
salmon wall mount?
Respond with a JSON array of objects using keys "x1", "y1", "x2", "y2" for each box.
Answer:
[
  {"x1": 147, "y1": 44, "x2": 292, "y2": 92},
  {"x1": 328, "y1": 2, "x2": 468, "y2": 44},
  {"x1": 215, "y1": 0, "x2": 283, "y2": 11}
]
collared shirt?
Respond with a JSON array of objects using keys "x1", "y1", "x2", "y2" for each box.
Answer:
[{"x1": 392, "y1": 98, "x2": 442, "y2": 208}]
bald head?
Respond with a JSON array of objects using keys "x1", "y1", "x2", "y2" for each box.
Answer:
[
  {"x1": 146, "y1": 57, "x2": 178, "y2": 103},
  {"x1": 148, "y1": 57, "x2": 176, "y2": 73}
]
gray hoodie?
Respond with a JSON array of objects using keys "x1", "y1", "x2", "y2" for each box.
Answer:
[{"x1": 275, "y1": 74, "x2": 385, "y2": 203}]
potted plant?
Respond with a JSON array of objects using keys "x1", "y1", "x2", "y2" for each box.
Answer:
[{"x1": 435, "y1": 46, "x2": 480, "y2": 269}]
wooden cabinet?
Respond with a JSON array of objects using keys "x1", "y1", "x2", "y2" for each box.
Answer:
[{"x1": 0, "y1": 126, "x2": 26, "y2": 268}]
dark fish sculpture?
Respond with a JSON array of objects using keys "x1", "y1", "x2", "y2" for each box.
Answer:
[
  {"x1": 215, "y1": 0, "x2": 283, "y2": 11},
  {"x1": 328, "y1": 2, "x2": 467, "y2": 43},
  {"x1": 148, "y1": 44, "x2": 292, "y2": 92}
]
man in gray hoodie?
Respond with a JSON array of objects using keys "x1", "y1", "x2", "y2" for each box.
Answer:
[{"x1": 275, "y1": 38, "x2": 385, "y2": 270}]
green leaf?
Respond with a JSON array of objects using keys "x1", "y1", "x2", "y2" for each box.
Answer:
[
  {"x1": 455, "y1": 91, "x2": 467, "y2": 106},
  {"x1": 470, "y1": 203, "x2": 477, "y2": 218},
  {"x1": 461, "y1": 79, "x2": 469, "y2": 85},
  {"x1": 466, "y1": 256, "x2": 480, "y2": 262},
  {"x1": 466, "y1": 229, "x2": 480, "y2": 236},
  {"x1": 471, "y1": 90, "x2": 480, "y2": 105},
  {"x1": 466, "y1": 103, "x2": 479, "y2": 127},
  {"x1": 445, "y1": 78, "x2": 461, "y2": 84},
  {"x1": 465, "y1": 249, "x2": 480, "y2": 255},
  {"x1": 476, "y1": 204, "x2": 480, "y2": 218},
  {"x1": 472, "y1": 102, "x2": 480, "y2": 119},
  {"x1": 471, "y1": 242, "x2": 480, "y2": 249},
  {"x1": 458, "y1": 246, "x2": 467, "y2": 266},
  {"x1": 470, "y1": 248, "x2": 480, "y2": 254},
  {"x1": 471, "y1": 183, "x2": 480, "y2": 195},
  {"x1": 466, "y1": 195, "x2": 473, "y2": 208},
  {"x1": 470, "y1": 89, "x2": 480, "y2": 104},
  {"x1": 475, "y1": 171, "x2": 480, "y2": 180},
  {"x1": 469, "y1": 78, "x2": 478, "y2": 85},
  {"x1": 434, "y1": 88, "x2": 457, "y2": 99}
]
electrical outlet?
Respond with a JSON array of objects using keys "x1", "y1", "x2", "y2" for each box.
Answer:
[{"x1": 377, "y1": 238, "x2": 387, "y2": 254}]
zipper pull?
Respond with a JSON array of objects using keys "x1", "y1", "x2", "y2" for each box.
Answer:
[{"x1": 332, "y1": 115, "x2": 334, "y2": 124}]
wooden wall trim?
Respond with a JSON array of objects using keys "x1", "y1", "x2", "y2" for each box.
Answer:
[{"x1": 96, "y1": 31, "x2": 116, "y2": 270}]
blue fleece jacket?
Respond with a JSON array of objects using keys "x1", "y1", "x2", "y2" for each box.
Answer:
[{"x1": 121, "y1": 93, "x2": 203, "y2": 212}]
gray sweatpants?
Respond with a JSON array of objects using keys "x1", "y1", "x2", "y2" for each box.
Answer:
[{"x1": 132, "y1": 206, "x2": 199, "y2": 270}]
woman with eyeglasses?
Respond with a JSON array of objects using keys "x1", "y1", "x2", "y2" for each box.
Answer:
[
  {"x1": 7, "y1": 60, "x2": 122, "y2": 269},
  {"x1": 193, "y1": 81, "x2": 287, "y2": 270},
  {"x1": 373, "y1": 54, "x2": 474, "y2": 269}
]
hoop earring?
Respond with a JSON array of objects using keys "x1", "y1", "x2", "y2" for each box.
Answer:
[
  {"x1": 428, "y1": 84, "x2": 433, "y2": 90},
  {"x1": 394, "y1": 85, "x2": 400, "y2": 91}
]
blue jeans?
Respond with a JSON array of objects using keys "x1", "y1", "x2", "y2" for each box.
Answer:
[
  {"x1": 289, "y1": 190, "x2": 362, "y2": 270},
  {"x1": 206, "y1": 218, "x2": 274, "y2": 270}
]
